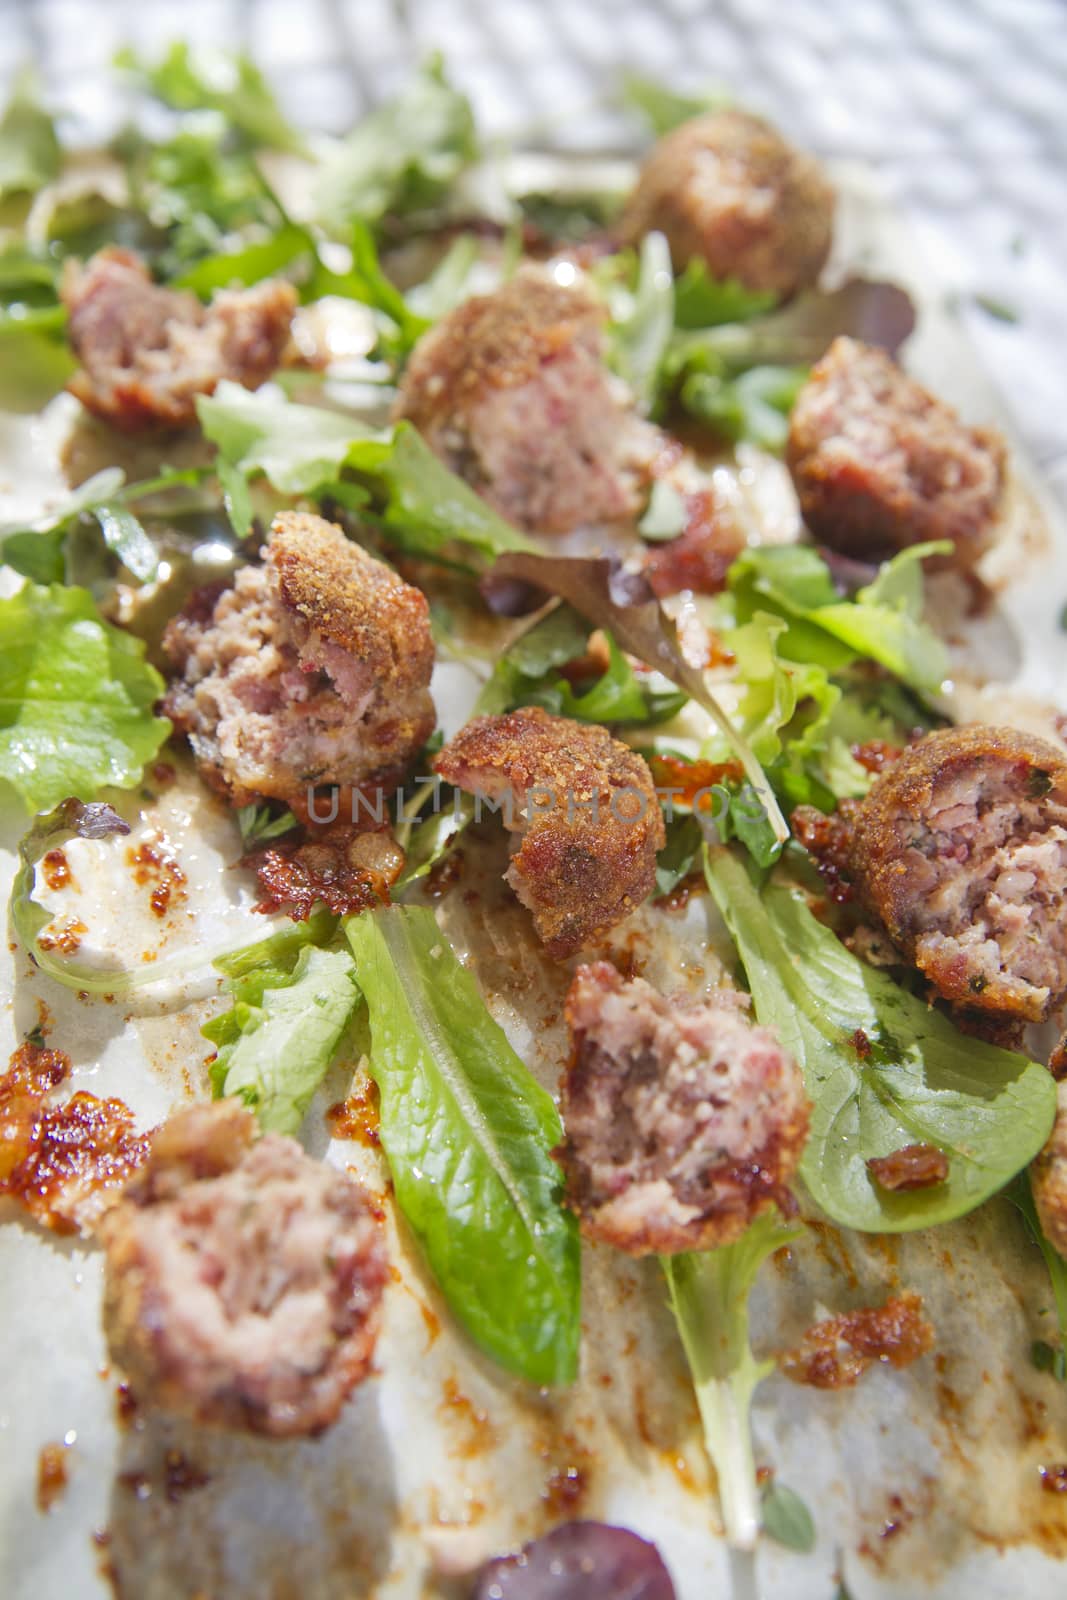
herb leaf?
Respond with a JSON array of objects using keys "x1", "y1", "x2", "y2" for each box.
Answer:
[
  {"x1": 345, "y1": 905, "x2": 581, "y2": 1386},
  {"x1": 760, "y1": 1480, "x2": 817, "y2": 1552},
  {"x1": 704, "y1": 846, "x2": 1057, "y2": 1232}
]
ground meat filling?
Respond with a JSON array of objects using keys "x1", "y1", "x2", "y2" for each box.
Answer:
[
  {"x1": 100, "y1": 1100, "x2": 387, "y2": 1438},
  {"x1": 1032, "y1": 1080, "x2": 1067, "y2": 1260},
  {"x1": 618, "y1": 109, "x2": 834, "y2": 299},
  {"x1": 163, "y1": 511, "x2": 435, "y2": 810},
  {"x1": 847, "y1": 725, "x2": 1067, "y2": 1021},
  {"x1": 62, "y1": 247, "x2": 295, "y2": 431},
  {"x1": 434, "y1": 707, "x2": 665, "y2": 959},
  {"x1": 787, "y1": 337, "x2": 1006, "y2": 567},
  {"x1": 395, "y1": 266, "x2": 660, "y2": 534},
  {"x1": 780, "y1": 1291, "x2": 934, "y2": 1389},
  {"x1": 554, "y1": 962, "x2": 810, "y2": 1255}
]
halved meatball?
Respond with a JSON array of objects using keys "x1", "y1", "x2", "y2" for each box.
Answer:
[
  {"x1": 62, "y1": 247, "x2": 295, "y2": 431},
  {"x1": 618, "y1": 110, "x2": 834, "y2": 299},
  {"x1": 163, "y1": 511, "x2": 435, "y2": 810},
  {"x1": 847, "y1": 725, "x2": 1067, "y2": 1020},
  {"x1": 787, "y1": 337, "x2": 1006, "y2": 567},
  {"x1": 434, "y1": 707, "x2": 665, "y2": 959},
  {"x1": 555, "y1": 962, "x2": 810, "y2": 1254},
  {"x1": 1032, "y1": 1081, "x2": 1067, "y2": 1260},
  {"x1": 100, "y1": 1100, "x2": 387, "y2": 1437},
  {"x1": 394, "y1": 265, "x2": 659, "y2": 534}
]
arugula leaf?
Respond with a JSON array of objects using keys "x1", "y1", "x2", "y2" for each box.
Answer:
[
  {"x1": 673, "y1": 261, "x2": 777, "y2": 331},
  {"x1": 608, "y1": 231, "x2": 674, "y2": 412},
  {"x1": 1010, "y1": 1173, "x2": 1067, "y2": 1378},
  {"x1": 728, "y1": 543, "x2": 950, "y2": 695},
  {"x1": 0, "y1": 68, "x2": 60, "y2": 202},
  {"x1": 704, "y1": 846, "x2": 1057, "y2": 1232},
  {"x1": 197, "y1": 382, "x2": 536, "y2": 563},
  {"x1": 116, "y1": 42, "x2": 307, "y2": 154},
  {"x1": 663, "y1": 1209, "x2": 802, "y2": 1550},
  {"x1": 174, "y1": 223, "x2": 313, "y2": 296},
  {"x1": 0, "y1": 583, "x2": 170, "y2": 814},
  {"x1": 313, "y1": 55, "x2": 477, "y2": 233},
  {"x1": 345, "y1": 905, "x2": 580, "y2": 1386},
  {"x1": 205, "y1": 944, "x2": 361, "y2": 1135},
  {"x1": 619, "y1": 70, "x2": 727, "y2": 136}
]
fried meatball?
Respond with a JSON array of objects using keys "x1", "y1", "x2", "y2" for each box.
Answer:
[
  {"x1": 848, "y1": 725, "x2": 1067, "y2": 1021},
  {"x1": 394, "y1": 266, "x2": 659, "y2": 534},
  {"x1": 163, "y1": 511, "x2": 435, "y2": 809},
  {"x1": 434, "y1": 707, "x2": 665, "y2": 959},
  {"x1": 1032, "y1": 1080, "x2": 1067, "y2": 1260},
  {"x1": 100, "y1": 1100, "x2": 387, "y2": 1437},
  {"x1": 618, "y1": 109, "x2": 834, "y2": 299},
  {"x1": 787, "y1": 337, "x2": 1006, "y2": 567},
  {"x1": 62, "y1": 247, "x2": 295, "y2": 431},
  {"x1": 555, "y1": 962, "x2": 810, "y2": 1254}
]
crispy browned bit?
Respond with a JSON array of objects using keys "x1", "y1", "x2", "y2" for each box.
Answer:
[
  {"x1": 1032, "y1": 1081, "x2": 1067, "y2": 1259},
  {"x1": 1040, "y1": 1465, "x2": 1067, "y2": 1494},
  {"x1": 1050, "y1": 1037, "x2": 1067, "y2": 1081},
  {"x1": 163, "y1": 511, "x2": 435, "y2": 810},
  {"x1": 252, "y1": 825, "x2": 404, "y2": 921},
  {"x1": 555, "y1": 962, "x2": 810, "y2": 1255},
  {"x1": 847, "y1": 724, "x2": 1067, "y2": 1021},
  {"x1": 395, "y1": 265, "x2": 660, "y2": 533},
  {"x1": 36, "y1": 1444, "x2": 69, "y2": 1512},
  {"x1": 791, "y1": 801, "x2": 860, "y2": 905},
  {"x1": 787, "y1": 336, "x2": 1006, "y2": 568},
  {"x1": 41, "y1": 849, "x2": 72, "y2": 891},
  {"x1": 867, "y1": 1143, "x2": 949, "y2": 1193},
  {"x1": 327, "y1": 1078, "x2": 381, "y2": 1149},
  {"x1": 850, "y1": 740, "x2": 903, "y2": 775},
  {"x1": 619, "y1": 109, "x2": 834, "y2": 298},
  {"x1": 781, "y1": 1291, "x2": 934, "y2": 1389},
  {"x1": 127, "y1": 839, "x2": 188, "y2": 919},
  {"x1": 162, "y1": 1450, "x2": 210, "y2": 1503},
  {"x1": 62, "y1": 247, "x2": 295, "y2": 431},
  {"x1": 435, "y1": 707, "x2": 665, "y2": 959},
  {"x1": 644, "y1": 490, "x2": 746, "y2": 599}
]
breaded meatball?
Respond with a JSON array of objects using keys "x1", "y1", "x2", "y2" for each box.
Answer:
[
  {"x1": 163, "y1": 511, "x2": 435, "y2": 809},
  {"x1": 848, "y1": 725, "x2": 1067, "y2": 1021},
  {"x1": 1032, "y1": 1081, "x2": 1067, "y2": 1260},
  {"x1": 787, "y1": 337, "x2": 1006, "y2": 567},
  {"x1": 618, "y1": 110, "x2": 834, "y2": 299},
  {"x1": 394, "y1": 266, "x2": 659, "y2": 534},
  {"x1": 434, "y1": 707, "x2": 665, "y2": 959},
  {"x1": 555, "y1": 962, "x2": 810, "y2": 1254},
  {"x1": 62, "y1": 247, "x2": 295, "y2": 431},
  {"x1": 100, "y1": 1100, "x2": 387, "y2": 1437}
]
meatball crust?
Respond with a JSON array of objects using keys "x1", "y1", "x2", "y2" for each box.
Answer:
[
  {"x1": 1032, "y1": 1080, "x2": 1067, "y2": 1260},
  {"x1": 787, "y1": 337, "x2": 1006, "y2": 567},
  {"x1": 100, "y1": 1100, "x2": 387, "y2": 1437},
  {"x1": 163, "y1": 511, "x2": 435, "y2": 809},
  {"x1": 555, "y1": 962, "x2": 810, "y2": 1254},
  {"x1": 434, "y1": 707, "x2": 665, "y2": 959},
  {"x1": 847, "y1": 725, "x2": 1067, "y2": 1021},
  {"x1": 62, "y1": 247, "x2": 295, "y2": 431},
  {"x1": 619, "y1": 110, "x2": 834, "y2": 299},
  {"x1": 395, "y1": 266, "x2": 659, "y2": 534}
]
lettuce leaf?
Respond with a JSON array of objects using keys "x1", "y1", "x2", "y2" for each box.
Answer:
[
  {"x1": 115, "y1": 42, "x2": 308, "y2": 155},
  {"x1": 313, "y1": 55, "x2": 477, "y2": 233},
  {"x1": 673, "y1": 261, "x2": 777, "y2": 331},
  {"x1": 0, "y1": 583, "x2": 170, "y2": 813},
  {"x1": 345, "y1": 905, "x2": 580, "y2": 1386},
  {"x1": 608, "y1": 231, "x2": 675, "y2": 412},
  {"x1": 0, "y1": 68, "x2": 60, "y2": 202},
  {"x1": 704, "y1": 845, "x2": 1056, "y2": 1232},
  {"x1": 619, "y1": 71, "x2": 727, "y2": 136},
  {"x1": 205, "y1": 944, "x2": 362, "y2": 1135}
]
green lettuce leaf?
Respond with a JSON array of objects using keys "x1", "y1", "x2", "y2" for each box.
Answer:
[
  {"x1": 345, "y1": 904, "x2": 580, "y2": 1386},
  {"x1": 205, "y1": 943, "x2": 362, "y2": 1135},
  {"x1": 115, "y1": 42, "x2": 307, "y2": 154},
  {"x1": 663, "y1": 1209, "x2": 802, "y2": 1549},
  {"x1": 0, "y1": 68, "x2": 60, "y2": 202},
  {"x1": 680, "y1": 362, "x2": 808, "y2": 452},
  {"x1": 619, "y1": 70, "x2": 727, "y2": 136},
  {"x1": 608, "y1": 231, "x2": 675, "y2": 412},
  {"x1": 313, "y1": 55, "x2": 477, "y2": 233},
  {"x1": 704, "y1": 845, "x2": 1057, "y2": 1232},
  {"x1": 0, "y1": 583, "x2": 170, "y2": 813},
  {"x1": 673, "y1": 262, "x2": 777, "y2": 331}
]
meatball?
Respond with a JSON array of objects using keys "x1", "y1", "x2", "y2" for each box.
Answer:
[
  {"x1": 394, "y1": 266, "x2": 659, "y2": 534},
  {"x1": 555, "y1": 962, "x2": 810, "y2": 1254},
  {"x1": 787, "y1": 337, "x2": 1006, "y2": 567},
  {"x1": 100, "y1": 1100, "x2": 387, "y2": 1437},
  {"x1": 1032, "y1": 1081, "x2": 1067, "y2": 1260},
  {"x1": 847, "y1": 725, "x2": 1067, "y2": 1021},
  {"x1": 434, "y1": 707, "x2": 665, "y2": 959},
  {"x1": 163, "y1": 511, "x2": 435, "y2": 810},
  {"x1": 618, "y1": 110, "x2": 834, "y2": 299},
  {"x1": 62, "y1": 247, "x2": 295, "y2": 431}
]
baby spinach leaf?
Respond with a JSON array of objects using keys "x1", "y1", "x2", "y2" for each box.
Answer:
[
  {"x1": 704, "y1": 846, "x2": 1057, "y2": 1232},
  {"x1": 205, "y1": 944, "x2": 362, "y2": 1135},
  {"x1": 0, "y1": 68, "x2": 60, "y2": 202},
  {"x1": 345, "y1": 905, "x2": 580, "y2": 1386}
]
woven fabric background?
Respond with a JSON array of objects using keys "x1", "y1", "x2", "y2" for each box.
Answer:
[{"x1": 3, "y1": 0, "x2": 1065, "y2": 501}]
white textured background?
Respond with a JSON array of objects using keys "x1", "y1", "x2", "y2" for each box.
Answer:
[{"x1": 3, "y1": 0, "x2": 1066, "y2": 501}]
